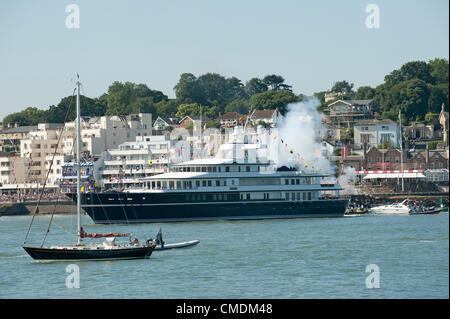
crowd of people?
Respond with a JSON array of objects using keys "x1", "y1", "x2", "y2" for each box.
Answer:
[{"x1": 0, "y1": 192, "x2": 68, "y2": 203}]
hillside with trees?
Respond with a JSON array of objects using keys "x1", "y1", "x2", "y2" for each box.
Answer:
[{"x1": 2, "y1": 59, "x2": 448, "y2": 126}]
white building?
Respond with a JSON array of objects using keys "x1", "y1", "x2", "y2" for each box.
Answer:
[
  {"x1": 63, "y1": 113, "x2": 152, "y2": 158},
  {"x1": 354, "y1": 119, "x2": 400, "y2": 150},
  {"x1": 97, "y1": 135, "x2": 173, "y2": 189}
]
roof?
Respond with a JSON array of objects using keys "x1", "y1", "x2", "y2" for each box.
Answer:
[
  {"x1": 180, "y1": 115, "x2": 211, "y2": 123},
  {"x1": 216, "y1": 112, "x2": 246, "y2": 120},
  {"x1": 155, "y1": 116, "x2": 180, "y2": 125},
  {"x1": 329, "y1": 99, "x2": 374, "y2": 107},
  {"x1": 0, "y1": 125, "x2": 38, "y2": 134},
  {"x1": 355, "y1": 118, "x2": 397, "y2": 126},
  {"x1": 252, "y1": 109, "x2": 278, "y2": 119}
]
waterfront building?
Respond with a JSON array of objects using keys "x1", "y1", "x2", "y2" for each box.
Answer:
[
  {"x1": 97, "y1": 135, "x2": 173, "y2": 190},
  {"x1": 0, "y1": 123, "x2": 38, "y2": 154},
  {"x1": 20, "y1": 123, "x2": 65, "y2": 185},
  {"x1": 62, "y1": 113, "x2": 152, "y2": 158},
  {"x1": 362, "y1": 146, "x2": 448, "y2": 171}
]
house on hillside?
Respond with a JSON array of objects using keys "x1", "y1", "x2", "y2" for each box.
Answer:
[
  {"x1": 324, "y1": 99, "x2": 375, "y2": 129},
  {"x1": 179, "y1": 115, "x2": 211, "y2": 129},
  {"x1": 216, "y1": 112, "x2": 246, "y2": 127},
  {"x1": 153, "y1": 116, "x2": 180, "y2": 131},
  {"x1": 250, "y1": 108, "x2": 280, "y2": 127},
  {"x1": 354, "y1": 118, "x2": 400, "y2": 150}
]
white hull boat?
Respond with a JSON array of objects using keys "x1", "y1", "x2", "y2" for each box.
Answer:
[{"x1": 370, "y1": 200, "x2": 411, "y2": 215}]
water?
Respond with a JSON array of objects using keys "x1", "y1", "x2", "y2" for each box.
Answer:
[{"x1": 0, "y1": 212, "x2": 448, "y2": 298}]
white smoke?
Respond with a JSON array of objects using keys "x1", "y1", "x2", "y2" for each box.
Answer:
[
  {"x1": 337, "y1": 166, "x2": 357, "y2": 195},
  {"x1": 267, "y1": 98, "x2": 335, "y2": 175}
]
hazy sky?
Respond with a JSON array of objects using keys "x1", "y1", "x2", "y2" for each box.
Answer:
[{"x1": 1, "y1": 0, "x2": 448, "y2": 121}]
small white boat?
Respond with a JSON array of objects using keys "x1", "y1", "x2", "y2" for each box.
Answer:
[
  {"x1": 154, "y1": 240, "x2": 200, "y2": 251},
  {"x1": 369, "y1": 199, "x2": 411, "y2": 215}
]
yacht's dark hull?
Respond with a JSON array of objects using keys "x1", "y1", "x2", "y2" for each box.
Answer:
[
  {"x1": 22, "y1": 245, "x2": 155, "y2": 261},
  {"x1": 73, "y1": 192, "x2": 349, "y2": 224}
]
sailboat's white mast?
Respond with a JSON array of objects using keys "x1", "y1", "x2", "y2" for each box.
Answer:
[{"x1": 76, "y1": 77, "x2": 82, "y2": 245}]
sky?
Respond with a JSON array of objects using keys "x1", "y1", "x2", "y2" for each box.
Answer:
[{"x1": 0, "y1": 0, "x2": 448, "y2": 121}]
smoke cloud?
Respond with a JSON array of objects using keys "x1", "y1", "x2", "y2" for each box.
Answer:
[{"x1": 267, "y1": 98, "x2": 335, "y2": 175}]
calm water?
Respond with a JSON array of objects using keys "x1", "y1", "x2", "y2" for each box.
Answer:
[{"x1": 0, "y1": 212, "x2": 448, "y2": 299}]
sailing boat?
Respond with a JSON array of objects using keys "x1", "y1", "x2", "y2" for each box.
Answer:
[{"x1": 22, "y1": 77, "x2": 156, "y2": 261}]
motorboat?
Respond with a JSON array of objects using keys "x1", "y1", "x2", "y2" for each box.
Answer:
[{"x1": 369, "y1": 199, "x2": 411, "y2": 215}]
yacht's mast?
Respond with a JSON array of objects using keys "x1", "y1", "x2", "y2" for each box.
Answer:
[
  {"x1": 76, "y1": 76, "x2": 82, "y2": 245},
  {"x1": 399, "y1": 111, "x2": 404, "y2": 192}
]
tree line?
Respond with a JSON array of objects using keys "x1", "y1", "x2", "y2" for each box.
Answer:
[{"x1": 2, "y1": 58, "x2": 448, "y2": 127}]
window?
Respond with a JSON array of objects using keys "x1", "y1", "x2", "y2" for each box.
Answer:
[
  {"x1": 246, "y1": 193, "x2": 251, "y2": 200},
  {"x1": 216, "y1": 180, "x2": 220, "y2": 186},
  {"x1": 361, "y1": 134, "x2": 370, "y2": 143},
  {"x1": 285, "y1": 179, "x2": 289, "y2": 185},
  {"x1": 196, "y1": 181, "x2": 200, "y2": 187},
  {"x1": 380, "y1": 133, "x2": 391, "y2": 143},
  {"x1": 208, "y1": 180, "x2": 212, "y2": 186},
  {"x1": 226, "y1": 167, "x2": 230, "y2": 172},
  {"x1": 246, "y1": 166, "x2": 250, "y2": 172},
  {"x1": 307, "y1": 192, "x2": 311, "y2": 200},
  {"x1": 285, "y1": 193, "x2": 290, "y2": 200}
]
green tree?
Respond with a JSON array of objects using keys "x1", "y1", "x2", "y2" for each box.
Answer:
[
  {"x1": 224, "y1": 98, "x2": 250, "y2": 114},
  {"x1": 250, "y1": 90, "x2": 298, "y2": 114},
  {"x1": 105, "y1": 81, "x2": 167, "y2": 116},
  {"x1": 245, "y1": 78, "x2": 268, "y2": 96},
  {"x1": 3, "y1": 106, "x2": 47, "y2": 126},
  {"x1": 262, "y1": 74, "x2": 292, "y2": 91},
  {"x1": 331, "y1": 80, "x2": 354, "y2": 93},
  {"x1": 354, "y1": 86, "x2": 375, "y2": 100}
]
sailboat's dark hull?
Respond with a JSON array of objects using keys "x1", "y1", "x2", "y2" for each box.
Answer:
[{"x1": 22, "y1": 245, "x2": 155, "y2": 261}]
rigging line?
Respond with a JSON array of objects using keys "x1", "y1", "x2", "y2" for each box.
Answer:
[
  {"x1": 40, "y1": 194, "x2": 60, "y2": 247},
  {"x1": 23, "y1": 87, "x2": 77, "y2": 245}
]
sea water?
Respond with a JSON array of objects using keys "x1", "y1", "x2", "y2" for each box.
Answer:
[{"x1": 0, "y1": 212, "x2": 448, "y2": 298}]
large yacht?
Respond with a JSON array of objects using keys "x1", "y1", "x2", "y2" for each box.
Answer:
[{"x1": 75, "y1": 128, "x2": 349, "y2": 223}]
